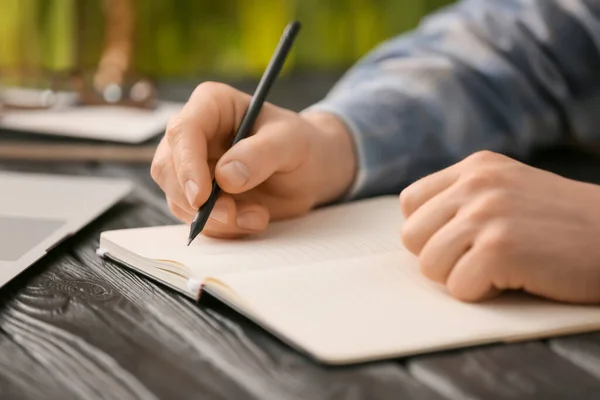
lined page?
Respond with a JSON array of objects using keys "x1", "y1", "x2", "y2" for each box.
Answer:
[
  {"x1": 209, "y1": 252, "x2": 600, "y2": 364},
  {"x1": 101, "y1": 196, "x2": 404, "y2": 278}
]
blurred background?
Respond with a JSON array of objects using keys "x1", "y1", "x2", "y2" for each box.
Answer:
[
  {"x1": 1, "y1": 0, "x2": 454, "y2": 80},
  {"x1": 0, "y1": 0, "x2": 452, "y2": 164},
  {"x1": 0, "y1": 0, "x2": 457, "y2": 117}
]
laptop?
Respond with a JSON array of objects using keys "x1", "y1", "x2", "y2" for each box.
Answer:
[{"x1": 0, "y1": 171, "x2": 132, "y2": 289}]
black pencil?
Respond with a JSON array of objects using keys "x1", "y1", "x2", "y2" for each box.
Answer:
[{"x1": 187, "y1": 20, "x2": 302, "y2": 245}]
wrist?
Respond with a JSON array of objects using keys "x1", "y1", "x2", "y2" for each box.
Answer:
[{"x1": 301, "y1": 111, "x2": 357, "y2": 206}]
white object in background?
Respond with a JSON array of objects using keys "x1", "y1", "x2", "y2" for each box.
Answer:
[
  {"x1": 0, "y1": 171, "x2": 132, "y2": 290},
  {"x1": 1, "y1": 99, "x2": 182, "y2": 143}
]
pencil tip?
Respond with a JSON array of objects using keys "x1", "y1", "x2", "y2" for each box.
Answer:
[{"x1": 187, "y1": 238, "x2": 193, "y2": 246}]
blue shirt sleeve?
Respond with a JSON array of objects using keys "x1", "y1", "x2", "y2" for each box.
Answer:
[{"x1": 304, "y1": 0, "x2": 600, "y2": 200}]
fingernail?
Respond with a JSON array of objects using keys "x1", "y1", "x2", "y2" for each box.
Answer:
[
  {"x1": 220, "y1": 161, "x2": 250, "y2": 187},
  {"x1": 237, "y1": 211, "x2": 264, "y2": 230},
  {"x1": 209, "y1": 202, "x2": 228, "y2": 224},
  {"x1": 185, "y1": 180, "x2": 199, "y2": 207}
]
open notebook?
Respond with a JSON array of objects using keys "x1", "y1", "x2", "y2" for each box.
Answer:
[{"x1": 98, "y1": 196, "x2": 600, "y2": 365}]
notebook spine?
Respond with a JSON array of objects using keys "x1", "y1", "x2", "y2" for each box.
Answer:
[
  {"x1": 96, "y1": 248, "x2": 108, "y2": 257},
  {"x1": 186, "y1": 278, "x2": 203, "y2": 296}
]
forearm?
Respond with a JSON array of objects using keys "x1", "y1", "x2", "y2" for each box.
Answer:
[{"x1": 306, "y1": 0, "x2": 600, "y2": 200}]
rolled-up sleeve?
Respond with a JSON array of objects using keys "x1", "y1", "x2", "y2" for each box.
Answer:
[{"x1": 305, "y1": 0, "x2": 600, "y2": 200}]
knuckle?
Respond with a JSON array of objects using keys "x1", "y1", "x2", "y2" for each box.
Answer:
[
  {"x1": 399, "y1": 187, "x2": 416, "y2": 216},
  {"x1": 460, "y1": 172, "x2": 494, "y2": 193},
  {"x1": 481, "y1": 189, "x2": 512, "y2": 211},
  {"x1": 400, "y1": 221, "x2": 420, "y2": 255},
  {"x1": 447, "y1": 284, "x2": 480, "y2": 303},
  {"x1": 150, "y1": 158, "x2": 165, "y2": 183},
  {"x1": 446, "y1": 251, "x2": 499, "y2": 302},
  {"x1": 193, "y1": 81, "x2": 229, "y2": 97},
  {"x1": 466, "y1": 150, "x2": 502, "y2": 165},
  {"x1": 174, "y1": 150, "x2": 197, "y2": 177},
  {"x1": 459, "y1": 168, "x2": 504, "y2": 193},
  {"x1": 446, "y1": 278, "x2": 469, "y2": 302},
  {"x1": 462, "y1": 189, "x2": 512, "y2": 223},
  {"x1": 418, "y1": 252, "x2": 442, "y2": 283},
  {"x1": 479, "y1": 222, "x2": 513, "y2": 256},
  {"x1": 258, "y1": 132, "x2": 280, "y2": 155},
  {"x1": 191, "y1": 82, "x2": 233, "y2": 112},
  {"x1": 165, "y1": 117, "x2": 184, "y2": 144},
  {"x1": 177, "y1": 149, "x2": 195, "y2": 167}
]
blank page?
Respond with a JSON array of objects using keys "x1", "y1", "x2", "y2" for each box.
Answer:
[
  {"x1": 100, "y1": 196, "x2": 404, "y2": 279},
  {"x1": 208, "y1": 252, "x2": 600, "y2": 364}
]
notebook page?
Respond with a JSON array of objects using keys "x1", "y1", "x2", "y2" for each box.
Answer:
[
  {"x1": 101, "y1": 196, "x2": 404, "y2": 279},
  {"x1": 208, "y1": 251, "x2": 600, "y2": 364}
]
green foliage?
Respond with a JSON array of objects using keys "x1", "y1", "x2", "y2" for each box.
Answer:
[{"x1": 1, "y1": 0, "x2": 455, "y2": 78}]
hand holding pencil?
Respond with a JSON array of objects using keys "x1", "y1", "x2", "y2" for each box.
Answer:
[{"x1": 150, "y1": 21, "x2": 357, "y2": 240}]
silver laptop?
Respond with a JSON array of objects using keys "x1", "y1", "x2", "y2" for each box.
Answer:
[{"x1": 0, "y1": 171, "x2": 132, "y2": 288}]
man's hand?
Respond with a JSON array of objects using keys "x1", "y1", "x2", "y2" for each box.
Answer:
[
  {"x1": 400, "y1": 150, "x2": 600, "y2": 304},
  {"x1": 151, "y1": 82, "x2": 356, "y2": 238}
]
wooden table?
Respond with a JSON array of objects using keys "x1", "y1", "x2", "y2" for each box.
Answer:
[{"x1": 3, "y1": 77, "x2": 600, "y2": 399}]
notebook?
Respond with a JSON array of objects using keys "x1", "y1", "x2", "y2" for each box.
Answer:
[
  {"x1": 0, "y1": 94, "x2": 181, "y2": 143},
  {"x1": 97, "y1": 196, "x2": 600, "y2": 365},
  {"x1": 0, "y1": 98, "x2": 180, "y2": 162},
  {"x1": 0, "y1": 129, "x2": 161, "y2": 163}
]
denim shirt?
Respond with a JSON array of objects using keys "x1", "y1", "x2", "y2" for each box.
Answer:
[{"x1": 305, "y1": 0, "x2": 600, "y2": 200}]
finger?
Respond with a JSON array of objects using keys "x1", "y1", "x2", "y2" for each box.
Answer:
[
  {"x1": 445, "y1": 248, "x2": 502, "y2": 302},
  {"x1": 151, "y1": 138, "x2": 196, "y2": 215},
  {"x1": 417, "y1": 216, "x2": 477, "y2": 284},
  {"x1": 166, "y1": 82, "x2": 251, "y2": 209},
  {"x1": 215, "y1": 120, "x2": 307, "y2": 194},
  {"x1": 400, "y1": 164, "x2": 460, "y2": 218},
  {"x1": 167, "y1": 197, "x2": 195, "y2": 224},
  {"x1": 401, "y1": 183, "x2": 463, "y2": 255},
  {"x1": 202, "y1": 194, "x2": 270, "y2": 239}
]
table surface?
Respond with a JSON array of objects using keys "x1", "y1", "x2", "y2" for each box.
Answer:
[{"x1": 4, "y1": 76, "x2": 600, "y2": 400}]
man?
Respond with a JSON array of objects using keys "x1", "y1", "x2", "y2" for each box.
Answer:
[{"x1": 150, "y1": 0, "x2": 600, "y2": 304}]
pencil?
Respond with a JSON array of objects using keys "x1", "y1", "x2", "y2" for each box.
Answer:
[{"x1": 187, "y1": 20, "x2": 302, "y2": 245}]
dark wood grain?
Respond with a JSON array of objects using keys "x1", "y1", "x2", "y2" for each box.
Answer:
[
  {"x1": 0, "y1": 161, "x2": 446, "y2": 400},
  {"x1": 5, "y1": 72, "x2": 600, "y2": 398},
  {"x1": 0, "y1": 329, "x2": 78, "y2": 400},
  {"x1": 550, "y1": 334, "x2": 600, "y2": 380},
  {"x1": 408, "y1": 342, "x2": 600, "y2": 400},
  {"x1": 4, "y1": 155, "x2": 600, "y2": 399}
]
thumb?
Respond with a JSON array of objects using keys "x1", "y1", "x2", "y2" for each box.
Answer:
[{"x1": 215, "y1": 120, "x2": 309, "y2": 194}]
